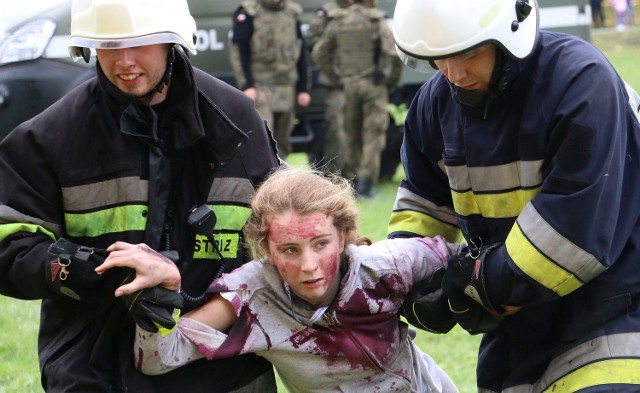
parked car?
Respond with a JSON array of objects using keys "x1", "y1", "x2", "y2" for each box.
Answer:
[{"x1": 0, "y1": 0, "x2": 591, "y2": 170}]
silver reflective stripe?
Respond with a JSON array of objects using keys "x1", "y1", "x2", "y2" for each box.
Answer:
[
  {"x1": 445, "y1": 160, "x2": 543, "y2": 192},
  {"x1": 207, "y1": 177, "x2": 256, "y2": 205},
  {"x1": 392, "y1": 186, "x2": 457, "y2": 226},
  {"x1": 502, "y1": 332, "x2": 640, "y2": 393},
  {"x1": 516, "y1": 203, "x2": 605, "y2": 283},
  {"x1": 62, "y1": 177, "x2": 148, "y2": 211}
]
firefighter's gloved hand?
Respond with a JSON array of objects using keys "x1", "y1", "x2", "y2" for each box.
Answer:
[
  {"x1": 47, "y1": 238, "x2": 183, "y2": 330},
  {"x1": 118, "y1": 268, "x2": 184, "y2": 332},
  {"x1": 124, "y1": 287, "x2": 184, "y2": 332},
  {"x1": 401, "y1": 267, "x2": 456, "y2": 334},
  {"x1": 442, "y1": 244, "x2": 503, "y2": 334},
  {"x1": 447, "y1": 297, "x2": 502, "y2": 334},
  {"x1": 46, "y1": 238, "x2": 111, "y2": 301}
]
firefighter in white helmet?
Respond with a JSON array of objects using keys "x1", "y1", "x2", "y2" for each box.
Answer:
[
  {"x1": 0, "y1": 0, "x2": 280, "y2": 392},
  {"x1": 389, "y1": 0, "x2": 640, "y2": 391}
]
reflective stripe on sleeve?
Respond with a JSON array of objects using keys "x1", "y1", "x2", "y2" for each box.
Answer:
[
  {"x1": 500, "y1": 333, "x2": 640, "y2": 393},
  {"x1": 0, "y1": 222, "x2": 57, "y2": 242},
  {"x1": 391, "y1": 187, "x2": 458, "y2": 226},
  {"x1": 0, "y1": 205, "x2": 60, "y2": 240},
  {"x1": 543, "y1": 359, "x2": 640, "y2": 392},
  {"x1": 388, "y1": 210, "x2": 462, "y2": 243},
  {"x1": 506, "y1": 203, "x2": 606, "y2": 296},
  {"x1": 389, "y1": 186, "x2": 462, "y2": 242}
]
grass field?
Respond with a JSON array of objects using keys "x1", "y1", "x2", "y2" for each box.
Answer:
[{"x1": 1, "y1": 25, "x2": 639, "y2": 393}]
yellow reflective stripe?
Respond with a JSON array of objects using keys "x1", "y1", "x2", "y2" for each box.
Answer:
[
  {"x1": 156, "y1": 309, "x2": 181, "y2": 337},
  {"x1": 64, "y1": 205, "x2": 148, "y2": 238},
  {"x1": 502, "y1": 333, "x2": 640, "y2": 393},
  {"x1": 388, "y1": 210, "x2": 463, "y2": 243},
  {"x1": 451, "y1": 188, "x2": 540, "y2": 218},
  {"x1": 212, "y1": 205, "x2": 252, "y2": 231},
  {"x1": 193, "y1": 233, "x2": 240, "y2": 260},
  {"x1": 392, "y1": 187, "x2": 458, "y2": 226},
  {"x1": 506, "y1": 222, "x2": 583, "y2": 296},
  {"x1": 0, "y1": 222, "x2": 56, "y2": 242},
  {"x1": 517, "y1": 203, "x2": 605, "y2": 282},
  {"x1": 543, "y1": 359, "x2": 640, "y2": 392},
  {"x1": 62, "y1": 177, "x2": 147, "y2": 211}
]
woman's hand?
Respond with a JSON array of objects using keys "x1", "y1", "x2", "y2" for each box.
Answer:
[{"x1": 96, "y1": 241, "x2": 181, "y2": 297}]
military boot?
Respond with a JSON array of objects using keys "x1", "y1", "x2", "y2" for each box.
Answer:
[{"x1": 354, "y1": 178, "x2": 374, "y2": 198}]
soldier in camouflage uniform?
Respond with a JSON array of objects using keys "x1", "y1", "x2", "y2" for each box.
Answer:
[
  {"x1": 311, "y1": 0, "x2": 403, "y2": 197},
  {"x1": 306, "y1": 0, "x2": 352, "y2": 174},
  {"x1": 230, "y1": 0, "x2": 311, "y2": 158}
]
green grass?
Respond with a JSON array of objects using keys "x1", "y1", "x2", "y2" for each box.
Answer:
[
  {"x1": 0, "y1": 26, "x2": 638, "y2": 392},
  {"x1": 0, "y1": 297, "x2": 41, "y2": 393},
  {"x1": 591, "y1": 26, "x2": 640, "y2": 92}
]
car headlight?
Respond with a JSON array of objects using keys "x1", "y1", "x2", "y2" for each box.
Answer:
[{"x1": 0, "y1": 19, "x2": 56, "y2": 65}]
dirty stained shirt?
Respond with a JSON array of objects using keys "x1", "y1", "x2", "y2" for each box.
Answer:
[{"x1": 135, "y1": 236, "x2": 462, "y2": 392}]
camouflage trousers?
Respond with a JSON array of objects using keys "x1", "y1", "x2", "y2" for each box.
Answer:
[
  {"x1": 254, "y1": 84, "x2": 296, "y2": 158},
  {"x1": 321, "y1": 88, "x2": 347, "y2": 175},
  {"x1": 342, "y1": 78, "x2": 389, "y2": 181}
]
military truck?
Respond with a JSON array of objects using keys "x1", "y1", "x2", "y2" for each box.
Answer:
[{"x1": 0, "y1": 0, "x2": 592, "y2": 167}]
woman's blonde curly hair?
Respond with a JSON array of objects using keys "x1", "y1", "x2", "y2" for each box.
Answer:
[{"x1": 244, "y1": 166, "x2": 361, "y2": 259}]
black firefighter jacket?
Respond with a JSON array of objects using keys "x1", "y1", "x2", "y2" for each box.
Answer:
[{"x1": 0, "y1": 48, "x2": 280, "y2": 392}]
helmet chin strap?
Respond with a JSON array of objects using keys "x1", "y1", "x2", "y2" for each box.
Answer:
[{"x1": 140, "y1": 45, "x2": 176, "y2": 105}]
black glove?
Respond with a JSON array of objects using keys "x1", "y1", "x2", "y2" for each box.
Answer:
[
  {"x1": 119, "y1": 268, "x2": 184, "y2": 332},
  {"x1": 47, "y1": 238, "x2": 110, "y2": 300},
  {"x1": 126, "y1": 287, "x2": 183, "y2": 332},
  {"x1": 114, "y1": 262, "x2": 184, "y2": 333},
  {"x1": 401, "y1": 267, "x2": 456, "y2": 334},
  {"x1": 442, "y1": 244, "x2": 503, "y2": 334}
]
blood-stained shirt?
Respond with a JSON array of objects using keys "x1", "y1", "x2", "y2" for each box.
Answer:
[{"x1": 135, "y1": 236, "x2": 462, "y2": 392}]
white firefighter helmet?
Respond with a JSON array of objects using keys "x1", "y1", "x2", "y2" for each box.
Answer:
[
  {"x1": 393, "y1": 0, "x2": 539, "y2": 72},
  {"x1": 68, "y1": 0, "x2": 197, "y2": 62}
]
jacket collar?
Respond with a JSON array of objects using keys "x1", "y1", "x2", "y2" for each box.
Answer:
[{"x1": 96, "y1": 49, "x2": 248, "y2": 162}]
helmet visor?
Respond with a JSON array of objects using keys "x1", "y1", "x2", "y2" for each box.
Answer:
[{"x1": 395, "y1": 45, "x2": 436, "y2": 73}]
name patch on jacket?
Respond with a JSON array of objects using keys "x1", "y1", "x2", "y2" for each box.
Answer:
[{"x1": 193, "y1": 233, "x2": 240, "y2": 260}]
